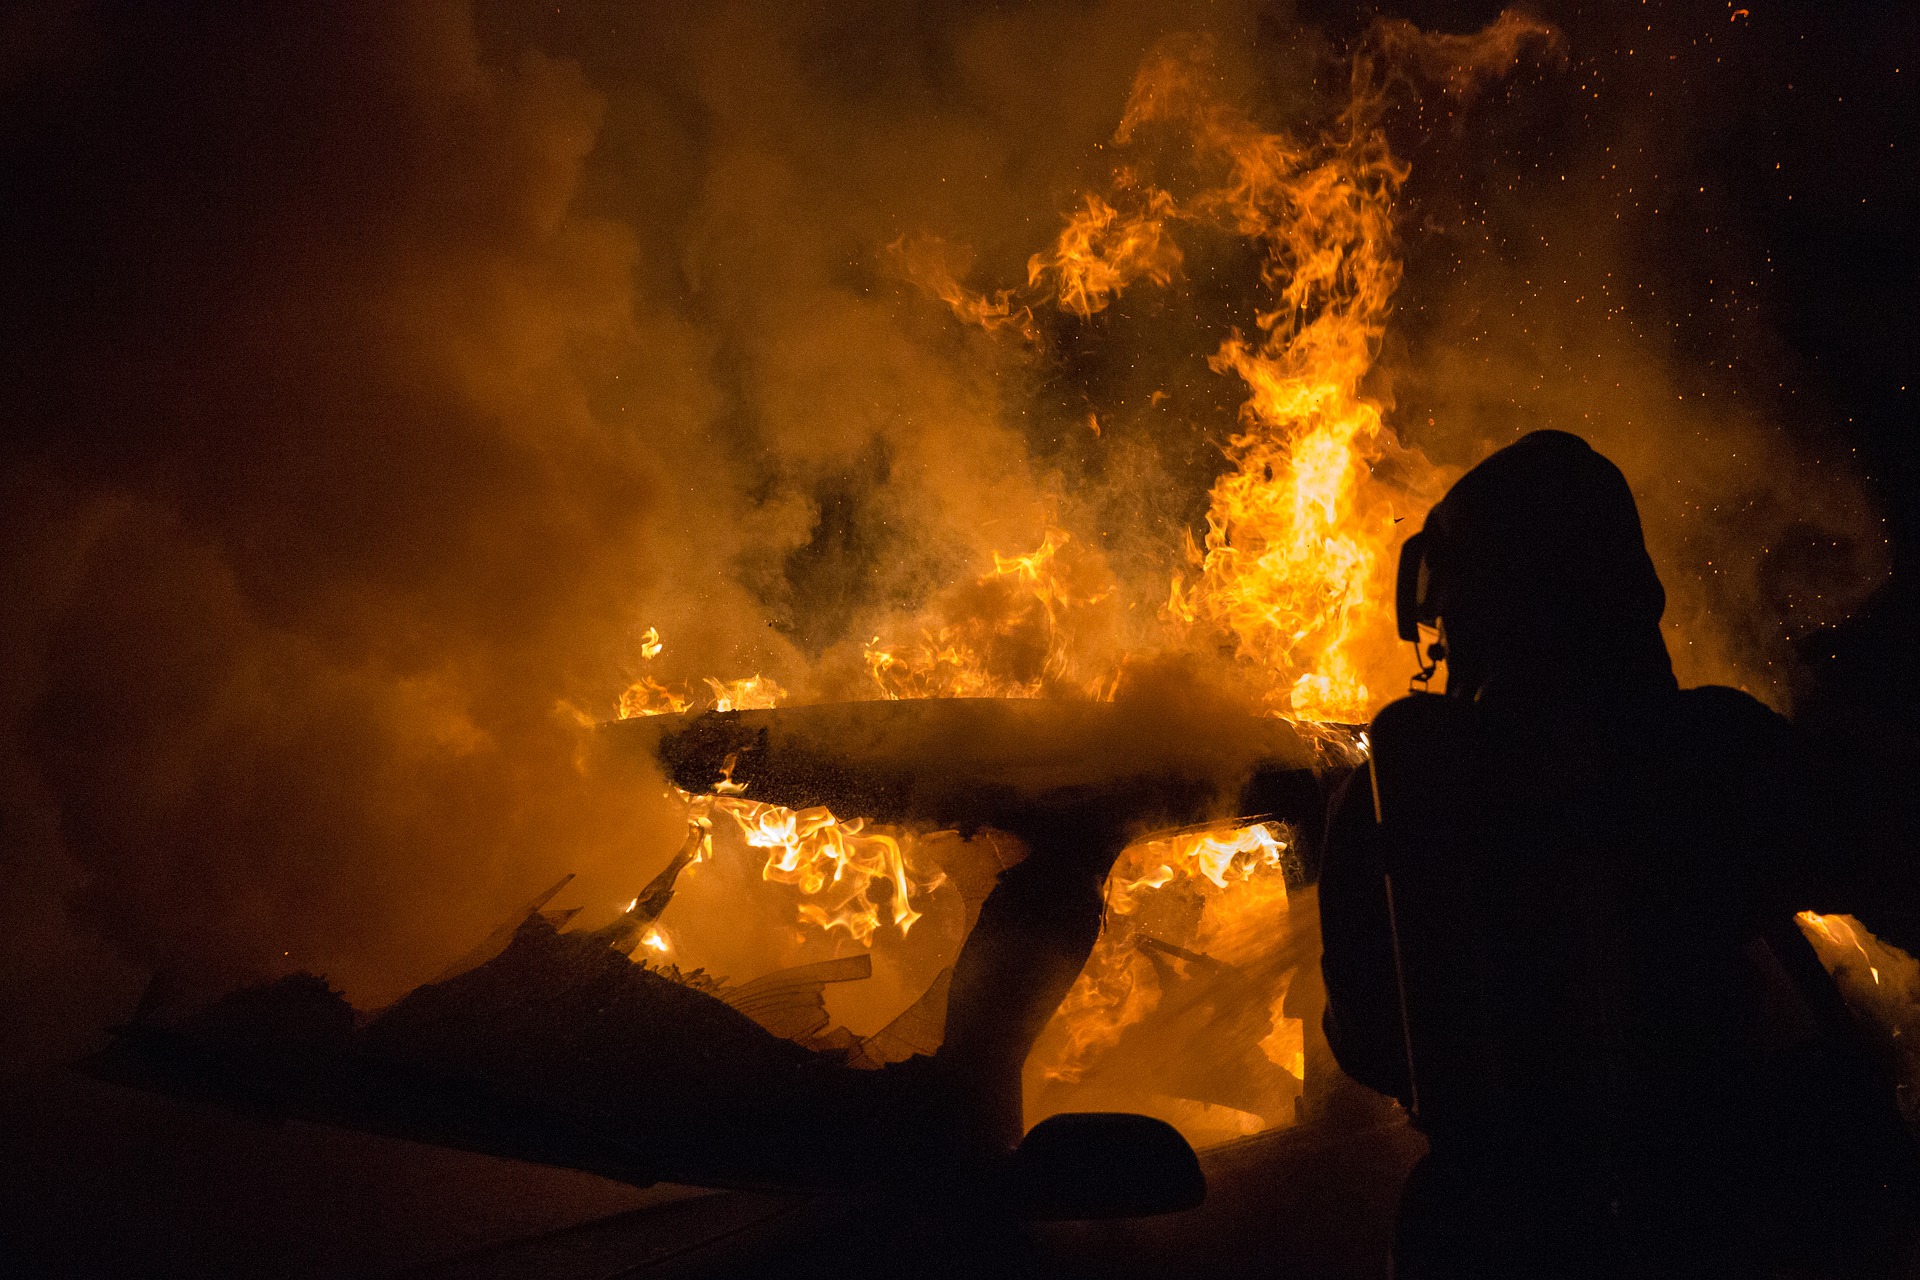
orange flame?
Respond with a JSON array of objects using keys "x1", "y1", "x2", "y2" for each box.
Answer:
[
  {"x1": 620, "y1": 630, "x2": 948, "y2": 943},
  {"x1": 617, "y1": 676, "x2": 691, "y2": 719},
  {"x1": 1090, "y1": 39, "x2": 1431, "y2": 721},
  {"x1": 614, "y1": 637, "x2": 786, "y2": 720},
  {"x1": 864, "y1": 524, "x2": 1122, "y2": 701},
  {"x1": 917, "y1": 25, "x2": 1555, "y2": 720},
  {"x1": 702, "y1": 674, "x2": 787, "y2": 713},
  {"x1": 618, "y1": 15, "x2": 1561, "y2": 1136},
  {"x1": 721, "y1": 798, "x2": 936, "y2": 942},
  {"x1": 888, "y1": 234, "x2": 1037, "y2": 340},
  {"x1": 1029, "y1": 188, "x2": 1183, "y2": 319},
  {"x1": 1799, "y1": 910, "x2": 1882, "y2": 987}
]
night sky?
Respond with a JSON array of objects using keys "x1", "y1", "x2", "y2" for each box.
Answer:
[{"x1": 1344, "y1": 0, "x2": 1915, "y2": 546}]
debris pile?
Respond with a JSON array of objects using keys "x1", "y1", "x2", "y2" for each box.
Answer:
[{"x1": 89, "y1": 906, "x2": 942, "y2": 1191}]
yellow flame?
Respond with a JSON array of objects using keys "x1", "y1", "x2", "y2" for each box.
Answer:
[
  {"x1": 617, "y1": 676, "x2": 692, "y2": 719},
  {"x1": 1799, "y1": 910, "x2": 1882, "y2": 986},
  {"x1": 617, "y1": 18, "x2": 1559, "y2": 1132},
  {"x1": 1110, "y1": 42, "x2": 1428, "y2": 721},
  {"x1": 913, "y1": 33, "x2": 1536, "y2": 719},
  {"x1": 864, "y1": 524, "x2": 1119, "y2": 701},
  {"x1": 621, "y1": 634, "x2": 945, "y2": 943},
  {"x1": 703, "y1": 674, "x2": 787, "y2": 713},
  {"x1": 1029, "y1": 188, "x2": 1182, "y2": 319},
  {"x1": 717, "y1": 795, "x2": 935, "y2": 942},
  {"x1": 614, "y1": 630, "x2": 786, "y2": 720}
]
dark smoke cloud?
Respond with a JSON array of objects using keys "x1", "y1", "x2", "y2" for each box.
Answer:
[
  {"x1": 0, "y1": 0, "x2": 1260, "y2": 1064},
  {"x1": 0, "y1": 0, "x2": 1891, "y2": 1064},
  {"x1": 0, "y1": 1, "x2": 696, "y2": 1062}
]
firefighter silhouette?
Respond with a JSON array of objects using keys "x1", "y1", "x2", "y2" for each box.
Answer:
[{"x1": 1318, "y1": 431, "x2": 1918, "y2": 1277}]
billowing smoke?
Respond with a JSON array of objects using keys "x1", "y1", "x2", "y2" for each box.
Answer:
[
  {"x1": 0, "y1": 1, "x2": 698, "y2": 1060},
  {"x1": 0, "y1": 0, "x2": 1885, "y2": 1066}
]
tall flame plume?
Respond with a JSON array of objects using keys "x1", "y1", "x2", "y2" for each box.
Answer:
[{"x1": 618, "y1": 13, "x2": 1559, "y2": 1131}]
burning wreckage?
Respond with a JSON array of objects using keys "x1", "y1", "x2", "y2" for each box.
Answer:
[
  {"x1": 74, "y1": 11, "x2": 1920, "y2": 1237},
  {"x1": 87, "y1": 698, "x2": 1357, "y2": 1217}
]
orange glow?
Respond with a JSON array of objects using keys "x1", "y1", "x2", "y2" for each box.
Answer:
[
  {"x1": 617, "y1": 632, "x2": 949, "y2": 945},
  {"x1": 1794, "y1": 914, "x2": 1920, "y2": 1129},
  {"x1": 921, "y1": 37, "x2": 1469, "y2": 720},
  {"x1": 1799, "y1": 910, "x2": 1882, "y2": 986},
  {"x1": 715, "y1": 794, "x2": 939, "y2": 942},
  {"x1": 614, "y1": 632, "x2": 784, "y2": 719},
  {"x1": 616, "y1": 18, "x2": 1561, "y2": 1141},
  {"x1": 863, "y1": 524, "x2": 1122, "y2": 702},
  {"x1": 617, "y1": 676, "x2": 691, "y2": 719},
  {"x1": 702, "y1": 674, "x2": 787, "y2": 713},
  {"x1": 1041, "y1": 821, "x2": 1301, "y2": 1084},
  {"x1": 1029, "y1": 189, "x2": 1183, "y2": 320},
  {"x1": 1120, "y1": 42, "x2": 1432, "y2": 722},
  {"x1": 888, "y1": 234, "x2": 1037, "y2": 340}
]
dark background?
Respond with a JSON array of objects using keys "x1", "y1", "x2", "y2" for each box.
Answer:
[{"x1": 1371, "y1": 0, "x2": 1917, "y2": 571}]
